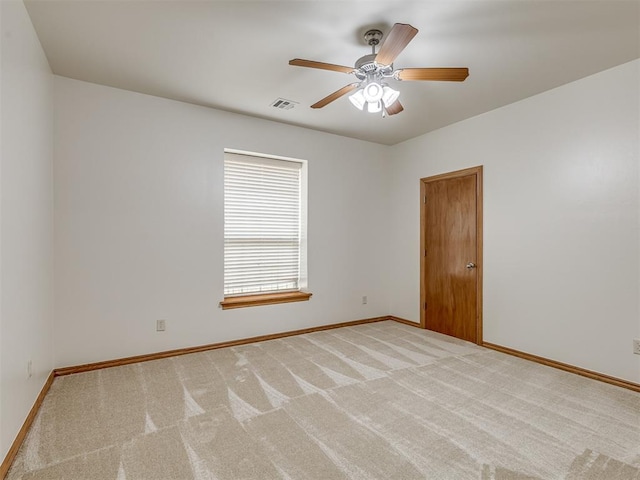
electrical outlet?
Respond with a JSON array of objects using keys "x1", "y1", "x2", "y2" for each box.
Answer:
[
  {"x1": 156, "y1": 319, "x2": 166, "y2": 332},
  {"x1": 27, "y1": 360, "x2": 33, "y2": 379},
  {"x1": 633, "y1": 338, "x2": 640, "y2": 355},
  {"x1": 362, "y1": 296, "x2": 368, "y2": 305}
]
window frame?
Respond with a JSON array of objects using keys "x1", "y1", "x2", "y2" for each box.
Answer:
[{"x1": 220, "y1": 149, "x2": 310, "y2": 309}]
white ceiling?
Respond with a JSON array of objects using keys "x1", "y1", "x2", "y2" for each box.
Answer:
[{"x1": 24, "y1": 0, "x2": 640, "y2": 145}]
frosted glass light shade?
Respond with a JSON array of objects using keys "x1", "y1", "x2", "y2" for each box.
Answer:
[
  {"x1": 363, "y1": 82, "x2": 383, "y2": 103},
  {"x1": 349, "y1": 89, "x2": 366, "y2": 110},
  {"x1": 382, "y1": 86, "x2": 400, "y2": 107},
  {"x1": 367, "y1": 101, "x2": 382, "y2": 113}
]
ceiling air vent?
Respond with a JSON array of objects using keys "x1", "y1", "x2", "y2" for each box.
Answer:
[{"x1": 270, "y1": 98, "x2": 298, "y2": 110}]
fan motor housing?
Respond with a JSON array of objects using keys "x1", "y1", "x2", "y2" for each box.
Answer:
[
  {"x1": 354, "y1": 54, "x2": 395, "y2": 81},
  {"x1": 355, "y1": 54, "x2": 377, "y2": 72}
]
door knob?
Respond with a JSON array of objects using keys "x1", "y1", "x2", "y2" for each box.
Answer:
[{"x1": 466, "y1": 262, "x2": 476, "y2": 269}]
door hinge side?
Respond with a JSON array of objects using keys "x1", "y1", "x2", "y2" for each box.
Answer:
[{"x1": 424, "y1": 302, "x2": 427, "y2": 310}]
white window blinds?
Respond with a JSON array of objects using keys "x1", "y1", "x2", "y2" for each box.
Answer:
[{"x1": 224, "y1": 153, "x2": 303, "y2": 296}]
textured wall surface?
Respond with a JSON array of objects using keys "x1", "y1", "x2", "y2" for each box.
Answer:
[
  {"x1": 53, "y1": 76, "x2": 391, "y2": 368},
  {"x1": 388, "y1": 60, "x2": 640, "y2": 383},
  {"x1": 0, "y1": 0, "x2": 54, "y2": 461}
]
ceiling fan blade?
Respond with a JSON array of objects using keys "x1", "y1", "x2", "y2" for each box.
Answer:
[
  {"x1": 375, "y1": 23, "x2": 418, "y2": 66},
  {"x1": 385, "y1": 100, "x2": 404, "y2": 116},
  {"x1": 397, "y1": 67, "x2": 469, "y2": 82},
  {"x1": 311, "y1": 83, "x2": 359, "y2": 109},
  {"x1": 289, "y1": 58, "x2": 355, "y2": 74}
]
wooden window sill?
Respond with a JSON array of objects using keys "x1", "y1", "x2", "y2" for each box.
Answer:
[{"x1": 220, "y1": 291, "x2": 312, "y2": 310}]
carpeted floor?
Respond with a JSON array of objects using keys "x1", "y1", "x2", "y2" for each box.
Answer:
[{"x1": 7, "y1": 321, "x2": 640, "y2": 479}]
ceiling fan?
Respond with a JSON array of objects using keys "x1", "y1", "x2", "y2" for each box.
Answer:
[{"x1": 289, "y1": 23, "x2": 469, "y2": 116}]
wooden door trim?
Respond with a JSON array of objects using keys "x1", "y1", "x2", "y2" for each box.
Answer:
[{"x1": 420, "y1": 166, "x2": 483, "y2": 344}]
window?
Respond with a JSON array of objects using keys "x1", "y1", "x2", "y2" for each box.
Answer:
[{"x1": 220, "y1": 151, "x2": 310, "y2": 309}]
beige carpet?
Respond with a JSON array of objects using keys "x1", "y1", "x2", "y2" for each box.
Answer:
[{"x1": 7, "y1": 321, "x2": 640, "y2": 479}]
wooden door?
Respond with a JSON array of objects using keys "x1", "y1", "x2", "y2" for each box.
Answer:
[{"x1": 420, "y1": 166, "x2": 482, "y2": 343}]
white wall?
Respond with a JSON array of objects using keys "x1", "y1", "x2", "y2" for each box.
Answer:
[
  {"x1": 51, "y1": 54, "x2": 640, "y2": 383},
  {"x1": 53, "y1": 76, "x2": 391, "y2": 367},
  {"x1": 388, "y1": 60, "x2": 640, "y2": 383},
  {"x1": 0, "y1": 0, "x2": 54, "y2": 460}
]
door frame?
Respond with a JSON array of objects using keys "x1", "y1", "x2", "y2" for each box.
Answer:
[{"x1": 420, "y1": 166, "x2": 483, "y2": 344}]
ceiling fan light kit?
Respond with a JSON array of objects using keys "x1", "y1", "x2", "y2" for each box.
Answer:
[
  {"x1": 289, "y1": 23, "x2": 469, "y2": 117},
  {"x1": 349, "y1": 81, "x2": 400, "y2": 115}
]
